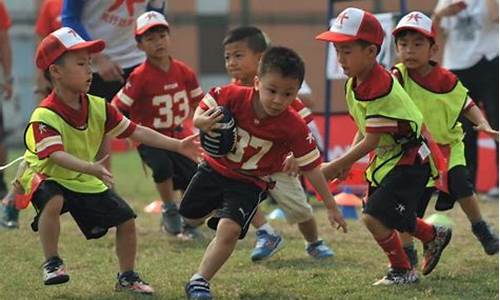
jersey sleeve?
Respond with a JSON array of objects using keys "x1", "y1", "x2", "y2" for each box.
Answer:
[
  {"x1": 113, "y1": 71, "x2": 143, "y2": 112},
  {"x1": 199, "y1": 86, "x2": 232, "y2": 110},
  {"x1": 290, "y1": 99, "x2": 313, "y2": 124},
  {"x1": 365, "y1": 116, "x2": 399, "y2": 134},
  {"x1": 290, "y1": 123, "x2": 322, "y2": 171},
  {"x1": 105, "y1": 103, "x2": 137, "y2": 138},
  {"x1": 184, "y1": 66, "x2": 204, "y2": 107},
  {"x1": 31, "y1": 122, "x2": 64, "y2": 159},
  {"x1": 0, "y1": 2, "x2": 11, "y2": 30}
]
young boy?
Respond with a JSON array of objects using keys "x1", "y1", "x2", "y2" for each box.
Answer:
[
  {"x1": 223, "y1": 26, "x2": 335, "y2": 261},
  {"x1": 317, "y1": 7, "x2": 452, "y2": 285},
  {"x1": 19, "y1": 27, "x2": 200, "y2": 294},
  {"x1": 180, "y1": 46, "x2": 347, "y2": 299},
  {"x1": 112, "y1": 11, "x2": 204, "y2": 237},
  {"x1": 391, "y1": 11, "x2": 499, "y2": 269}
]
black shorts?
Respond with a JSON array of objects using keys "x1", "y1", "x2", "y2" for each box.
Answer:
[
  {"x1": 89, "y1": 65, "x2": 137, "y2": 102},
  {"x1": 137, "y1": 144, "x2": 197, "y2": 188},
  {"x1": 364, "y1": 163, "x2": 430, "y2": 233},
  {"x1": 179, "y1": 163, "x2": 267, "y2": 239},
  {"x1": 417, "y1": 165, "x2": 475, "y2": 213},
  {"x1": 31, "y1": 180, "x2": 136, "y2": 240}
]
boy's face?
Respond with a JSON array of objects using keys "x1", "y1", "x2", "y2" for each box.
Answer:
[
  {"x1": 50, "y1": 49, "x2": 93, "y2": 93},
  {"x1": 333, "y1": 41, "x2": 377, "y2": 78},
  {"x1": 138, "y1": 27, "x2": 170, "y2": 59},
  {"x1": 255, "y1": 71, "x2": 300, "y2": 117},
  {"x1": 395, "y1": 31, "x2": 436, "y2": 70},
  {"x1": 224, "y1": 41, "x2": 261, "y2": 84}
]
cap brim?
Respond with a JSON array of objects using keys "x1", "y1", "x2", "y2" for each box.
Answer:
[
  {"x1": 392, "y1": 26, "x2": 435, "y2": 39},
  {"x1": 315, "y1": 31, "x2": 359, "y2": 43},
  {"x1": 136, "y1": 23, "x2": 170, "y2": 36},
  {"x1": 69, "y1": 39, "x2": 106, "y2": 54}
]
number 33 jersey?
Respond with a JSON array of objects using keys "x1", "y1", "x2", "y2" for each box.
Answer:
[
  {"x1": 112, "y1": 58, "x2": 204, "y2": 137},
  {"x1": 199, "y1": 85, "x2": 322, "y2": 178}
]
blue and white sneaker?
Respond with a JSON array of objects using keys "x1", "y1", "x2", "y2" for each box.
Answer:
[
  {"x1": 185, "y1": 278, "x2": 213, "y2": 300},
  {"x1": 161, "y1": 202, "x2": 182, "y2": 235},
  {"x1": 42, "y1": 256, "x2": 70, "y2": 285},
  {"x1": 250, "y1": 230, "x2": 284, "y2": 261},
  {"x1": 306, "y1": 240, "x2": 334, "y2": 259}
]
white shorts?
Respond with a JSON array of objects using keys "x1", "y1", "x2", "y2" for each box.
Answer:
[{"x1": 267, "y1": 172, "x2": 314, "y2": 224}]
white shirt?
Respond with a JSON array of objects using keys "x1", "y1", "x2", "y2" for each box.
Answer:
[
  {"x1": 81, "y1": 1, "x2": 163, "y2": 69},
  {"x1": 436, "y1": 0, "x2": 499, "y2": 70}
]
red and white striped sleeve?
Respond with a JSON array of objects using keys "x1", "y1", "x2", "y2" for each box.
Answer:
[
  {"x1": 105, "y1": 103, "x2": 137, "y2": 138},
  {"x1": 112, "y1": 72, "x2": 142, "y2": 112},
  {"x1": 290, "y1": 99, "x2": 313, "y2": 124},
  {"x1": 365, "y1": 116, "x2": 399, "y2": 134},
  {"x1": 32, "y1": 122, "x2": 64, "y2": 159}
]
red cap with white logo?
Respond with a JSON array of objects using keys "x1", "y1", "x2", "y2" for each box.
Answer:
[
  {"x1": 392, "y1": 11, "x2": 436, "y2": 40},
  {"x1": 35, "y1": 27, "x2": 105, "y2": 70},
  {"x1": 135, "y1": 11, "x2": 170, "y2": 36},
  {"x1": 316, "y1": 7, "x2": 384, "y2": 46}
]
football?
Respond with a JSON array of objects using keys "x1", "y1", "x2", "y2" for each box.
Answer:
[{"x1": 200, "y1": 106, "x2": 237, "y2": 157}]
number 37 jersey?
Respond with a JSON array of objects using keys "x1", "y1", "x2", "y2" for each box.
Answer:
[
  {"x1": 112, "y1": 58, "x2": 204, "y2": 137},
  {"x1": 199, "y1": 85, "x2": 322, "y2": 178}
]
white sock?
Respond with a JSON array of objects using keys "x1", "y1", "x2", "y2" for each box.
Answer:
[
  {"x1": 190, "y1": 273, "x2": 206, "y2": 282},
  {"x1": 257, "y1": 223, "x2": 276, "y2": 235}
]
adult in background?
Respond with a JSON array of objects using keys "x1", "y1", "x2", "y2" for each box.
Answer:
[
  {"x1": 0, "y1": 0, "x2": 13, "y2": 198},
  {"x1": 433, "y1": 0, "x2": 499, "y2": 197},
  {"x1": 61, "y1": 0, "x2": 165, "y2": 170},
  {"x1": 34, "y1": 0, "x2": 63, "y2": 101}
]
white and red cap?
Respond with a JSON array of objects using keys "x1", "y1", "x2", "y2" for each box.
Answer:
[
  {"x1": 316, "y1": 7, "x2": 384, "y2": 46},
  {"x1": 135, "y1": 11, "x2": 170, "y2": 36},
  {"x1": 35, "y1": 27, "x2": 105, "y2": 70},
  {"x1": 392, "y1": 11, "x2": 436, "y2": 40}
]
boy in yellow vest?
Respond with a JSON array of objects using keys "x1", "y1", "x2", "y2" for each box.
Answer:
[
  {"x1": 391, "y1": 11, "x2": 498, "y2": 271},
  {"x1": 18, "y1": 27, "x2": 200, "y2": 294},
  {"x1": 316, "y1": 7, "x2": 452, "y2": 285}
]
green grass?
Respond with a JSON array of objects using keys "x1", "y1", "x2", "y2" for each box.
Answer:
[{"x1": 0, "y1": 151, "x2": 498, "y2": 299}]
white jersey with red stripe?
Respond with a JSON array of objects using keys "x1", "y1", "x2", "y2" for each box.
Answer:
[
  {"x1": 80, "y1": 1, "x2": 158, "y2": 68},
  {"x1": 199, "y1": 84, "x2": 321, "y2": 179},
  {"x1": 113, "y1": 58, "x2": 204, "y2": 137}
]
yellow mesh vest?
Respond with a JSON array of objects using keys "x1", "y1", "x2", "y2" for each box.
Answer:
[
  {"x1": 394, "y1": 63, "x2": 468, "y2": 169},
  {"x1": 346, "y1": 76, "x2": 425, "y2": 186},
  {"x1": 21, "y1": 94, "x2": 108, "y2": 194}
]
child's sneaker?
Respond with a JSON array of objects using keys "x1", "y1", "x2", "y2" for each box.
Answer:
[
  {"x1": 250, "y1": 230, "x2": 284, "y2": 261},
  {"x1": 372, "y1": 268, "x2": 418, "y2": 286},
  {"x1": 472, "y1": 220, "x2": 499, "y2": 255},
  {"x1": 306, "y1": 240, "x2": 334, "y2": 259},
  {"x1": 161, "y1": 202, "x2": 182, "y2": 235},
  {"x1": 422, "y1": 225, "x2": 452, "y2": 276},
  {"x1": 0, "y1": 204, "x2": 19, "y2": 229},
  {"x1": 177, "y1": 223, "x2": 204, "y2": 240},
  {"x1": 115, "y1": 271, "x2": 154, "y2": 295},
  {"x1": 185, "y1": 278, "x2": 213, "y2": 300},
  {"x1": 42, "y1": 256, "x2": 70, "y2": 285}
]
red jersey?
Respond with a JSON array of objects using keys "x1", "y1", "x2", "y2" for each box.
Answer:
[
  {"x1": 35, "y1": 0, "x2": 63, "y2": 37},
  {"x1": 0, "y1": 1, "x2": 11, "y2": 30},
  {"x1": 199, "y1": 85, "x2": 321, "y2": 185},
  {"x1": 33, "y1": 92, "x2": 136, "y2": 159},
  {"x1": 112, "y1": 58, "x2": 204, "y2": 138},
  {"x1": 231, "y1": 79, "x2": 313, "y2": 124}
]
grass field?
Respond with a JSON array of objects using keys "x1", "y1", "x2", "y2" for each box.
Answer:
[{"x1": 0, "y1": 150, "x2": 498, "y2": 300}]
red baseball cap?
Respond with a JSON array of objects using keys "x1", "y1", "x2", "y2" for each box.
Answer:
[
  {"x1": 35, "y1": 27, "x2": 105, "y2": 70},
  {"x1": 316, "y1": 7, "x2": 384, "y2": 46},
  {"x1": 392, "y1": 11, "x2": 436, "y2": 40},
  {"x1": 135, "y1": 11, "x2": 170, "y2": 36}
]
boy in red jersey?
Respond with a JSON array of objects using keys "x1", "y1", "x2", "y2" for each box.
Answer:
[
  {"x1": 223, "y1": 26, "x2": 335, "y2": 261},
  {"x1": 181, "y1": 46, "x2": 347, "y2": 300},
  {"x1": 112, "y1": 11, "x2": 204, "y2": 237}
]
